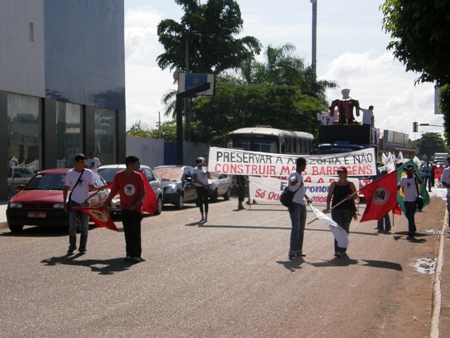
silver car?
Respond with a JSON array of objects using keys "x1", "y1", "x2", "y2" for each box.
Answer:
[
  {"x1": 208, "y1": 172, "x2": 233, "y2": 202},
  {"x1": 97, "y1": 164, "x2": 163, "y2": 215}
]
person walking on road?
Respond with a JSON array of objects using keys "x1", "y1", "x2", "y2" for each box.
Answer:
[
  {"x1": 288, "y1": 157, "x2": 311, "y2": 259},
  {"x1": 194, "y1": 157, "x2": 210, "y2": 223},
  {"x1": 422, "y1": 162, "x2": 432, "y2": 192},
  {"x1": 397, "y1": 164, "x2": 422, "y2": 238},
  {"x1": 323, "y1": 166, "x2": 357, "y2": 257},
  {"x1": 102, "y1": 155, "x2": 146, "y2": 263},
  {"x1": 63, "y1": 153, "x2": 104, "y2": 255},
  {"x1": 376, "y1": 169, "x2": 391, "y2": 232}
]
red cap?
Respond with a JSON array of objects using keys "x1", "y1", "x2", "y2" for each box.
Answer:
[{"x1": 337, "y1": 166, "x2": 348, "y2": 173}]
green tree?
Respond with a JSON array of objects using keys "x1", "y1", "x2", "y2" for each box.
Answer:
[
  {"x1": 415, "y1": 132, "x2": 447, "y2": 160},
  {"x1": 223, "y1": 43, "x2": 337, "y2": 105},
  {"x1": 439, "y1": 84, "x2": 450, "y2": 149},
  {"x1": 126, "y1": 121, "x2": 153, "y2": 138},
  {"x1": 381, "y1": 0, "x2": 450, "y2": 86},
  {"x1": 191, "y1": 81, "x2": 321, "y2": 145},
  {"x1": 157, "y1": 0, "x2": 261, "y2": 73}
]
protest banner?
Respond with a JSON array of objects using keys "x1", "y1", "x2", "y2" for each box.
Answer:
[
  {"x1": 208, "y1": 147, "x2": 376, "y2": 178},
  {"x1": 249, "y1": 176, "x2": 360, "y2": 205}
]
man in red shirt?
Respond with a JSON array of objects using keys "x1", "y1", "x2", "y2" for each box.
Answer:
[{"x1": 103, "y1": 155, "x2": 146, "y2": 263}]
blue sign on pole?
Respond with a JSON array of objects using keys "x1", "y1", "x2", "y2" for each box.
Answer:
[{"x1": 184, "y1": 74, "x2": 208, "y2": 91}]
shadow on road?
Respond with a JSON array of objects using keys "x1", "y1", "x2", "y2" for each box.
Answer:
[
  {"x1": 41, "y1": 255, "x2": 133, "y2": 275},
  {"x1": 276, "y1": 257, "x2": 305, "y2": 272}
]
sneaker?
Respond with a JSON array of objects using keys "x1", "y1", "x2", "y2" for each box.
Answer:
[
  {"x1": 296, "y1": 251, "x2": 306, "y2": 257},
  {"x1": 67, "y1": 248, "x2": 75, "y2": 255},
  {"x1": 78, "y1": 249, "x2": 86, "y2": 255},
  {"x1": 124, "y1": 255, "x2": 133, "y2": 261},
  {"x1": 288, "y1": 251, "x2": 296, "y2": 259},
  {"x1": 132, "y1": 257, "x2": 145, "y2": 263}
]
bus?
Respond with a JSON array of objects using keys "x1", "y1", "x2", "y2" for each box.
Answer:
[{"x1": 226, "y1": 126, "x2": 314, "y2": 155}]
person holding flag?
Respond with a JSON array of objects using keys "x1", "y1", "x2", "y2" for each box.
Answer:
[
  {"x1": 102, "y1": 155, "x2": 146, "y2": 263},
  {"x1": 323, "y1": 166, "x2": 357, "y2": 257},
  {"x1": 397, "y1": 164, "x2": 422, "y2": 238}
]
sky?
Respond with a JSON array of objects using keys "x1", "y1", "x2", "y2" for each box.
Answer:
[{"x1": 124, "y1": 0, "x2": 444, "y2": 141}]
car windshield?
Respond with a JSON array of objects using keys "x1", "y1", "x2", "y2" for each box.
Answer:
[
  {"x1": 153, "y1": 168, "x2": 184, "y2": 182},
  {"x1": 97, "y1": 168, "x2": 122, "y2": 184},
  {"x1": 25, "y1": 173, "x2": 66, "y2": 190}
]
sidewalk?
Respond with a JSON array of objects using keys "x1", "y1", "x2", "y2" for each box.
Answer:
[{"x1": 0, "y1": 200, "x2": 7, "y2": 229}]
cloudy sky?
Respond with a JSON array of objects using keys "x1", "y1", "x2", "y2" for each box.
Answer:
[{"x1": 124, "y1": 0, "x2": 443, "y2": 141}]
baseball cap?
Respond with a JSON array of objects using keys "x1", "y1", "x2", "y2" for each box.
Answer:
[
  {"x1": 195, "y1": 157, "x2": 205, "y2": 165},
  {"x1": 337, "y1": 166, "x2": 348, "y2": 173}
]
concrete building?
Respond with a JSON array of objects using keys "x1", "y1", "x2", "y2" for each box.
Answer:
[{"x1": 0, "y1": 0, "x2": 126, "y2": 199}]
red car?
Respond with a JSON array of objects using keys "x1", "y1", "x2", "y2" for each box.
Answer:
[{"x1": 6, "y1": 169, "x2": 110, "y2": 232}]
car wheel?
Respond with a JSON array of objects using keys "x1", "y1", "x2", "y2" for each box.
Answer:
[
  {"x1": 175, "y1": 194, "x2": 184, "y2": 209},
  {"x1": 210, "y1": 189, "x2": 218, "y2": 203},
  {"x1": 224, "y1": 187, "x2": 231, "y2": 200},
  {"x1": 9, "y1": 224, "x2": 24, "y2": 233},
  {"x1": 154, "y1": 196, "x2": 163, "y2": 215}
]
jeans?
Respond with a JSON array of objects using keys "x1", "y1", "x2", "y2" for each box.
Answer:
[
  {"x1": 331, "y1": 208, "x2": 353, "y2": 253},
  {"x1": 121, "y1": 209, "x2": 142, "y2": 258},
  {"x1": 404, "y1": 201, "x2": 417, "y2": 234},
  {"x1": 288, "y1": 202, "x2": 307, "y2": 253},
  {"x1": 377, "y1": 214, "x2": 391, "y2": 230},
  {"x1": 424, "y1": 177, "x2": 432, "y2": 192},
  {"x1": 68, "y1": 201, "x2": 90, "y2": 251}
]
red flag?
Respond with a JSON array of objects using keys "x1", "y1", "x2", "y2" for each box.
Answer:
[
  {"x1": 138, "y1": 171, "x2": 157, "y2": 216},
  {"x1": 359, "y1": 170, "x2": 399, "y2": 222},
  {"x1": 72, "y1": 207, "x2": 118, "y2": 231}
]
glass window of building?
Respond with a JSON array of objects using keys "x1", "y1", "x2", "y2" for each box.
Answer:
[
  {"x1": 94, "y1": 108, "x2": 116, "y2": 164},
  {"x1": 7, "y1": 93, "x2": 42, "y2": 197},
  {"x1": 56, "y1": 102, "x2": 83, "y2": 168}
]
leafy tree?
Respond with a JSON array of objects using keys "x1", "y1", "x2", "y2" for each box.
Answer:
[
  {"x1": 414, "y1": 132, "x2": 447, "y2": 160},
  {"x1": 157, "y1": 0, "x2": 261, "y2": 73},
  {"x1": 191, "y1": 81, "x2": 321, "y2": 145},
  {"x1": 126, "y1": 121, "x2": 153, "y2": 138},
  {"x1": 439, "y1": 84, "x2": 450, "y2": 149},
  {"x1": 381, "y1": 0, "x2": 450, "y2": 86},
  {"x1": 222, "y1": 43, "x2": 337, "y2": 105}
]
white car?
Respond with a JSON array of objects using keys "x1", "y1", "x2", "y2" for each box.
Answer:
[
  {"x1": 208, "y1": 172, "x2": 233, "y2": 202},
  {"x1": 97, "y1": 164, "x2": 163, "y2": 215},
  {"x1": 8, "y1": 166, "x2": 34, "y2": 196}
]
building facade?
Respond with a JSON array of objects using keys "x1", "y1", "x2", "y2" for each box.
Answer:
[{"x1": 0, "y1": 0, "x2": 126, "y2": 199}]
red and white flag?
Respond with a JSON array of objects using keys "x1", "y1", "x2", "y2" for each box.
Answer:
[
  {"x1": 359, "y1": 170, "x2": 399, "y2": 222},
  {"x1": 138, "y1": 171, "x2": 157, "y2": 215},
  {"x1": 72, "y1": 207, "x2": 118, "y2": 231}
]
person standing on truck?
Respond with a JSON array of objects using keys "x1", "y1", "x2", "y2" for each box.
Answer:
[{"x1": 359, "y1": 105, "x2": 374, "y2": 127}]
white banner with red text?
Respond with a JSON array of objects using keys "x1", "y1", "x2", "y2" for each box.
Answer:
[
  {"x1": 248, "y1": 176, "x2": 360, "y2": 205},
  {"x1": 208, "y1": 147, "x2": 376, "y2": 178}
]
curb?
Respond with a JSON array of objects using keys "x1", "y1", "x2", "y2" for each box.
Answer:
[{"x1": 429, "y1": 206, "x2": 447, "y2": 337}]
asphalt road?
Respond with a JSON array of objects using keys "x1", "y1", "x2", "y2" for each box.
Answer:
[{"x1": 0, "y1": 197, "x2": 442, "y2": 337}]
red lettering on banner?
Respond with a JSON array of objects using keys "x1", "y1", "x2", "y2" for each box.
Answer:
[{"x1": 304, "y1": 176, "x2": 312, "y2": 183}]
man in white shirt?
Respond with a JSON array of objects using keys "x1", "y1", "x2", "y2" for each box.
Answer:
[
  {"x1": 397, "y1": 164, "x2": 422, "y2": 238},
  {"x1": 287, "y1": 157, "x2": 311, "y2": 259},
  {"x1": 316, "y1": 109, "x2": 329, "y2": 125},
  {"x1": 359, "y1": 105, "x2": 374, "y2": 127},
  {"x1": 86, "y1": 152, "x2": 101, "y2": 170}
]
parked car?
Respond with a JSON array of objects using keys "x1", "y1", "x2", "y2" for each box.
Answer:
[
  {"x1": 208, "y1": 172, "x2": 233, "y2": 202},
  {"x1": 153, "y1": 165, "x2": 197, "y2": 209},
  {"x1": 6, "y1": 169, "x2": 110, "y2": 232},
  {"x1": 8, "y1": 166, "x2": 34, "y2": 195},
  {"x1": 97, "y1": 164, "x2": 164, "y2": 215}
]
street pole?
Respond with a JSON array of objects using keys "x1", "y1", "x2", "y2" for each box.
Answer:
[{"x1": 311, "y1": 0, "x2": 317, "y2": 84}]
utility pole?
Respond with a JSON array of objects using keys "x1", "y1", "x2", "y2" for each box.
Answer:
[
  {"x1": 311, "y1": 0, "x2": 317, "y2": 84},
  {"x1": 184, "y1": 33, "x2": 191, "y2": 142}
]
